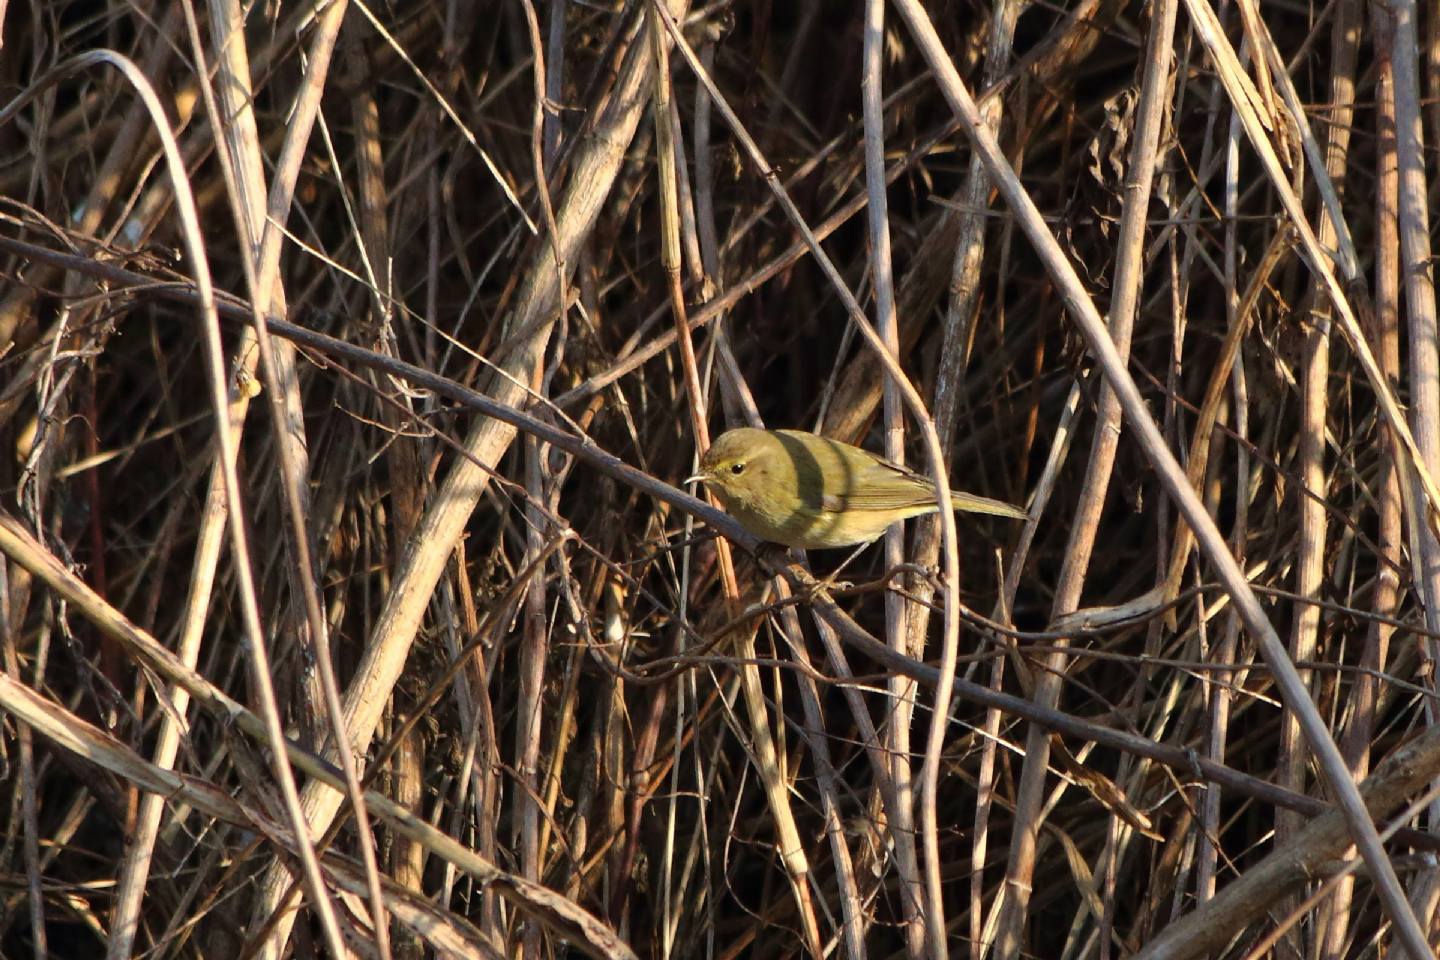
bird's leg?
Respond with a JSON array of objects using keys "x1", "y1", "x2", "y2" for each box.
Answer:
[
  {"x1": 830, "y1": 541, "x2": 873, "y2": 587},
  {"x1": 801, "y1": 540, "x2": 876, "y2": 599},
  {"x1": 759, "y1": 543, "x2": 874, "y2": 604}
]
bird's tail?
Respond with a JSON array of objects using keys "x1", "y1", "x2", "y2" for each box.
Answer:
[{"x1": 947, "y1": 491, "x2": 1029, "y2": 520}]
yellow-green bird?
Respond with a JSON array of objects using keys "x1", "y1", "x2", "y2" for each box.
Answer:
[{"x1": 687, "y1": 427, "x2": 1028, "y2": 550}]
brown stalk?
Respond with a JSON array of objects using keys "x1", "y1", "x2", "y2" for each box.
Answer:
[
  {"x1": 860, "y1": 0, "x2": 925, "y2": 953},
  {"x1": 1320, "y1": 13, "x2": 1405, "y2": 956},
  {"x1": 183, "y1": 0, "x2": 394, "y2": 950},
  {"x1": 988, "y1": 2, "x2": 1178, "y2": 954},
  {"x1": 649, "y1": 10, "x2": 825, "y2": 956},
  {"x1": 8, "y1": 4, "x2": 1440, "y2": 955},
  {"x1": 1268, "y1": 2, "x2": 1359, "y2": 956},
  {"x1": 1132, "y1": 724, "x2": 1440, "y2": 960},
  {"x1": 889, "y1": 0, "x2": 1433, "y2": 954},
  {"x1": 253, "y1": 8, "x2": 687, "y2": 957}
]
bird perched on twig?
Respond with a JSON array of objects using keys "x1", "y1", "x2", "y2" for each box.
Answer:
[{"x1": 686, "y1": 427, "x2": 1027, "y2": 550}]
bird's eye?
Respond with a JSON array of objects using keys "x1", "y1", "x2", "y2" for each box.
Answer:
[{"x1": 730, "y1": 462, "x2": 746, "y2": 476}]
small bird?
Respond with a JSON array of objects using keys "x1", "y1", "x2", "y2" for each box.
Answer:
[{"x1": 686, "y1": 427, "x2": 1028, "y2": 549}]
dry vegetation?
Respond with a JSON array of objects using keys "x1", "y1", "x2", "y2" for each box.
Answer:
[{"x1": 2, "y1": 0, "x2": 1440, "y2": 957}]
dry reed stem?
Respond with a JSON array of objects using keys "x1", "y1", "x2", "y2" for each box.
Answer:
[{"x1": 5, "y1": 2, "x2": 1440, "y2": 958}]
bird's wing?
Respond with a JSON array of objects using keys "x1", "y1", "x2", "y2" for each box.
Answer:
[
  {"x1": 821, "y1": 457, "x2": 937, "y2": 512},
  {"x1": 827, "y1": 456, "x2": 1029, "y2": 519}
]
